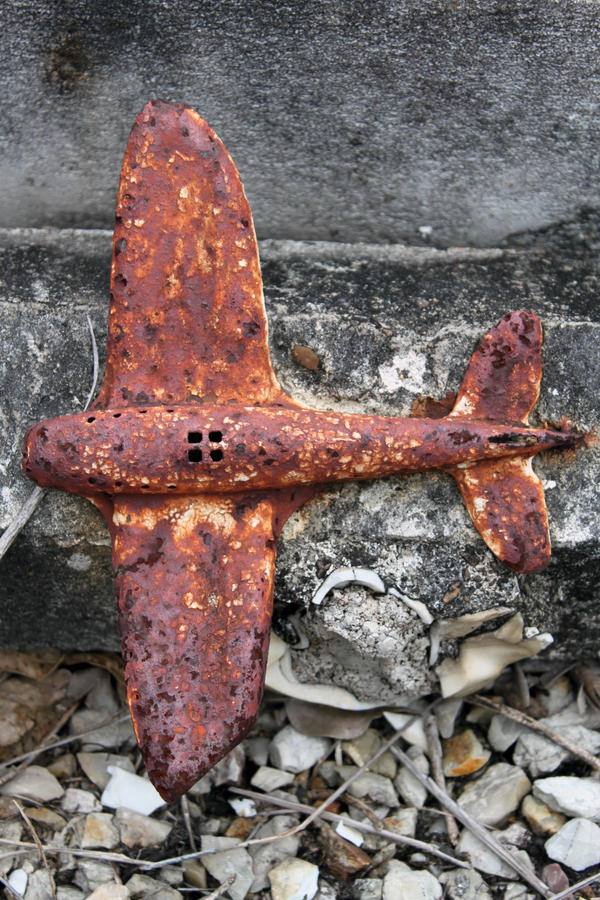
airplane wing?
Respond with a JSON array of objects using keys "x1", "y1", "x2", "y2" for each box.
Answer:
[
  {"x1": 92, "y1": 100, "x2": 292, "y2": 411},
  {"x1": 87, "y1": 102, "x2": 313, "y2": 800}
]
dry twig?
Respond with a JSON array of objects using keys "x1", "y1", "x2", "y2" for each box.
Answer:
[
  {"x1": 180, "y1": 795, "x2": 197, "y2": 852},
  {"x1": 12, "y1": 800, "x2": 56, "y2": 899},
  {"x1": 472, "y1": 694, "x2": 600, "y2": 774},
  {"x1": 389, "y1": 744, "x2": 553, "y2": 898},
  {"x1": 424, "y1": 713, "x2": 459, "y2": 845},
  {"x1": 203, "y1": 875, "x2": 236, "y2": 900}
]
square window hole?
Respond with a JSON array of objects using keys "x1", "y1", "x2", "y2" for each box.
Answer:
[
  {"x1": 210, "y1": 449, "x2": 223, "y2": 462},
  {"x1": 188, "y1": 431, "x2": 202, "y2": 443},
  {"x1": 188, "y1": 448, "x2": 203, "y2": 462},
  {"x1": 209, "y1": 430, "x2": 222, "y2": 442}
]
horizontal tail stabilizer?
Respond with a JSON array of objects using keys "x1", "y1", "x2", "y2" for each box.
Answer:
[
  {"x1": 450, "y1": 456, "x2": 550, "y2": 574},
  {"x1": 449, "y1": 311, "x2": 542, "y2": 424}
]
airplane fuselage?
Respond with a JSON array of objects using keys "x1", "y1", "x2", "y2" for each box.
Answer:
[{"x1": 23, "y1": 403, "x2": 579, "y2": 496}]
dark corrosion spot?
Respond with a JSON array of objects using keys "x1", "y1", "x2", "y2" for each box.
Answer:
[
  {"x1": 181, "y1": 124, "x2": 189, "y2": 136},
  {"x1": 243, "y1": 320, "x2": 260, "y2": 337},
  {"x1": 240, "y1": 217, "x2": 249, "y2": 228},
  {"x1": 114, "y1": 237, "x2": 127, "y2": 256},
  {"x1": 235, "y1": 443, "x2": 246, "y2": 455},
  {"x1": 88, "y1": 477, "x2": 96, "y2": 484},
  {"x1": 210, "y1": 448, "x2": 223, "y2": 462},
  {"x1": 114, "y1": 273, "x2": 127, "y2": 287},
  {"x1": 209, "y1": 430, "x2": 222, "y2": 442},
  {"x1": 115, "y1": 481, "x2": 123, "y2": 487},
  {"x1": 87, "y1": 416, "x2": 95, "y2": 423},
  {"x1": 489, "y1": 433, "x2": 537, "y2": 446},
  {"x1": 188, "y1": 448, "x2": 203, "y2": 462},
  {"x1": 113, "y1": 412, "x2": 121, "y2": 418},
  {"x1": 449, "y1": 430, "x2": 476, "y2": 446}
]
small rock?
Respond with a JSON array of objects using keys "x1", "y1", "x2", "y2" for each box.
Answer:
[
  {"x1": 521, "y1": 794, "x2": 566, "y2": 836},
  {"x1": 74, "y1": 859, "x2": 115, "y2": 893},
  {"x1": 545, "y1": 817, "x2": 600, "y2": 871},
  {"x1": 270, "y1": 725, "x2": 331, "y2": 773},
  {"x1": 537, "y1": 676, "x2": 574, "y2": 715},
  {"x1": 513, "y1": 723, "x2": 600, "y2": 776},
  {"x1": 457, "y1": 763, "x2": 530, "y2": 826},
  {"x1": 533, "y1": 776, "x2": 600, "y2": 821},
  {"x1": 70, "y1": 708, "x2": 135, "y2": 750},
  {"x1": 81, "y1": 812, "x2": 120, "y2": 849},
  {"x1": 228, "y1": 797, "x2": 257, "y2": 818},
  {"x1": 201, "y1": 837, "x2": 254, "y2": 900},
  {"x1": 487, "y1": 715, "x2": 526, "y2": 752},
  {"x1": 382, "y1": 808, "x2": 418, "y2": 838},
  {"x1": 85, "y1": 885, "x2": 129, "y2": 900},
  {"x1": 56, "y1": 887, "x2": 85, "y2": 899},
  {"x1": 158, "y1": 865, "x2": 183, "y2": 886},
  {"x1": 116, "y1": 808, "x2": 172, "y2": 848},
  {"x1": 293, "y1": 344, "x2": 320, "y2": 370},
  {"x1": 542, "y1": 863, "x2": 570, "y2": 894},
  {"x1": 225, "y1": 816, "x2": 255, "y2": 840},
  {"x1": 47, "y1": 753, "x2": 77, "y2": 779},
  {"x1": 435, "y1": 698, "x2": 463, "y2": 739},
  {"x1": 394, "y1": 746, "x2": 429, "y2": 808},
  {"x1": 337, "y1": 766, "x2": 399, "y2": 807},
  {"x1": 315, "y1": 882, "x2": 337, "y2": 900},
  {"x1": 352, "y1": 879, "x2": 383, "y2": 900},
  {"x1": 457, "y1": 829, "x2": 534, "y2": 879},
  {"x1": 248, "y1": 814, "x2": 300, "y2": 892},
  {"x1": 503, "y1": 886, "x2": 531, "y2": 900},
  {"x1": 442, "y1": 729, "x2": 490, "y2": 777},
  {"x1": 212, "y1": 745, "x2": 245, "y2": 786},
  {"x1": 21, "y1": 868, "x2": 55, "y2": 899},
  {"x1": 182, "y1": 860, "x2": 207, "y2": 889},
  {"x1": 440, "y1": 867, "x2": 491, "y2": 900},
  {"x1": 342, "y1": 729, "x2": 397, "y2": 779},
  {"x1": 0, "y1": 765, "x2": 64, "y2": 803},
  {"x1": 101, "y1": 766, "x2": 165, "y2": 815},
  {"x1": 318, "y1": 821, "x2": 371, "y2": 879},
  {"x1": 382, "y1": 860, "x2": 441, "y2": 900},
  {"x1": 61, "y1": 787, "x2": 102, "y2": 814},
  {"x1": 0, "y1": 822, "x2": 22, "y2": 875},
  {"x1": 84, "y1": 669, "x2": 119, "y2": 714},
  {"x1": 268, "y1": 857, "x2": 319, "y2": 900},
  {"x1": 383, "y1": 713, "x2": 429, "y2": 753},
  {"x1": 126, "y1": 873, "x2": 183, "y2": 898},
  {"x1": 336, "y1": 820, "x2": 365, "y2": 846},
  {"x1": 244, "y1": 736, "x2": 270, "y2": 766},
  {"x1": 8, "y1": 869, "x2": 27, "y2": 895},
  {"x1": 77, "y1": 752, "x2": 135, "y2": 789},
  {"x1": 24, "y1": 806, "x2": 66, "y2": 830},
  {"x1": 250, "y1": 765, "x2": 295, "y2": 792}
]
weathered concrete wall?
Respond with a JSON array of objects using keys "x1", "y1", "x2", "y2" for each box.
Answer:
[
  {"x1": 1, "y1": 217, "x2": 598, "y2": 700},
  {"x1": 1, "y1": 0, "x2": 599, "y2": 246}
]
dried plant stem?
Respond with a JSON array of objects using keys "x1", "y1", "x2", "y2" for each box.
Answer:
[
  {"x1": 424, "y1": 713, "x2": 459, "y2": 846},
  {"x1": 13, "y1": 800, "x2": 56, "y2": 900},
  {"x1": 0, "y1": 837, "x2": 142, "y2": 868},
  {"x1": 472, "y1": 694, "x2": 600, "y2": 774},
  {"x1": 180, "y1": 794, "x2": 197, "y2": 852},
  {"x1": 389, "y1": 744, "x2": 553, "y2": 898},
  {"x1": 230, "y1": 787, "x2": 468, "y2": 869},
  {"x1": 0, "y1": 485, "x2": 46, "y2": 561}
]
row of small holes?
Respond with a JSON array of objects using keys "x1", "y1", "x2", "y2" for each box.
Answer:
[
  {"x1": 187, "y1": 431, "x2": 223, "y2": 443},
  {"x1": 188, "y1": 448, "x2": 224, "y2": 462}
]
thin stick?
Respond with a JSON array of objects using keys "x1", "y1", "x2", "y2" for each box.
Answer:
[
  {"x1": 550, "y1": 869, "x2": 600, "y2": 900},
  {"x1": 12, "y1": 800, "x2": 56, "y2": 900},
  {"x1": 0, "y1": 485, "x2": 46, "y2": 561},
  {"x1": 424, "y1": 713, "x2": 459, "y2": 846},
  {"x1": 0, "y1": 837, "x2": 143, "y2": 868},
  {"x1": 230, "y1": 787, "x2": 468, "y2": 869},
  {"x1": 389, "y1": 744, "x2": 552, "y2": 898},
  {"x1": 0, "y1": 313, "x2": 99, "y2": 563},
  {"x1": 83, "y1": 313, "x2": 99, "y2": 411},
  {"x1": 472, "y1": 694, "x2": 600, "y2": 774},
  {"x1": 180, "y1": 795, "x2": 197, "y2": 852}
]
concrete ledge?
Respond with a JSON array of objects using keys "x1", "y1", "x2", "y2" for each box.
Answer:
[{"x1": 1, "y1": 220, "x2": 598, "y2": 697}]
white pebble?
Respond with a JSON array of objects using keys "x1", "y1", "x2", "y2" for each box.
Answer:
[
  {"x1": 545, "y1": 818, "x2": 600, "y2": 871},
  {"x1": 101, "y1": 765, "x2": 165, "y2": 815}
]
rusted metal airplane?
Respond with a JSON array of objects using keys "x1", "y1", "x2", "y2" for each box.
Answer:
[{"x1": 23, "y1": 101, "x2": 585, "y2": 801}]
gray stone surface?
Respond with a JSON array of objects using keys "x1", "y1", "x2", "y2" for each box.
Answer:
[
  {"x1": 1, "y1": 2, "x2": 600, "y2": 247},
  {"x1": 1, "y1": 220, "x2": 599, "y2": 705}
]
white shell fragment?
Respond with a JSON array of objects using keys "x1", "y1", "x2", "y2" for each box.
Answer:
[
  {"x1": 101, "y1": 765, "x2": 166, "y2": 815},
  {"x1": 388, "y1": 586, "x2": 434, "y2": 624},
  {"x1": 335, "y1": 820, "x2": 365, "y2": 846},
  {"x1": 436, "y1": 606, "x2": 514, "y2": 640},
  {"x1": 436, "y1": 614, "x2": 553, "y2": 698},
  {"x1": 265, "y1": 633, "x2": 405, "y2": 710},
  {"x1": 312, "y1": 566, "x2": 385, "y2": 605},
  {"x1": 229, "y1": 797, "x2": 257, "y2": 817}
]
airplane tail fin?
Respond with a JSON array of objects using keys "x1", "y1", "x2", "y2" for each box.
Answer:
[{"x1": 447, "y1": 311, "x2": 550, "y2": 573}]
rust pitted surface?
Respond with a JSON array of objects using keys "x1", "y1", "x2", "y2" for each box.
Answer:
[
  {"x1": 93, "y1": 100, "x2": 289, "y2": 411},
  {"x1": 112, "y1": 493, "x2": 278, "y2": 801},
  {"x1": 21, "y1": 101, "x2": 587, "y2": 802}
]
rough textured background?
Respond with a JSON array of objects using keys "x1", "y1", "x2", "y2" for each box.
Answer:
[
  {"x1": 1, "y1": 217, "x2": 598, "y2": 700},
  {"x1": 1, "y1": 0, "x2": 599, "y2": 246}
]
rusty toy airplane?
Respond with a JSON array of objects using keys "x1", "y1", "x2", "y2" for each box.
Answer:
[{"x1": 23, "y1": 101, "x2": 585, "y2": 801}]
